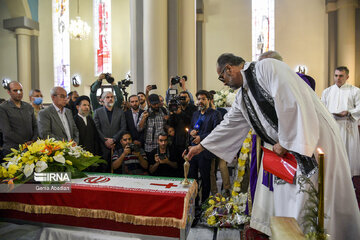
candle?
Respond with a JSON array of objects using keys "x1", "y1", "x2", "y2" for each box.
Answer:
[
  {"x1": 317, "y1": 148, "x2": 324, "y2": 231},
  {"x1": 185, "y1": 128, "x2": 189, "y2": 149}
]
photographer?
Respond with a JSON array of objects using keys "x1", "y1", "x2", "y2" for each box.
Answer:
[
  {"x1": 137, "y1": 94, "x2": 168, "y2": 155},
  {"x1": 168, "y1": 91, "x2": 197, "y2": 176},
  {"x1": 111, "y1": 131, "x2": 148, "y2": 175},
  {"x1": 90, "y1": 73, "x2": 124, "y2": 111},
  {"x1": 165, "y1": 75, "x2": 194, "y2": 105},
  {"x1": 146, "y1": 85, "x2": 169, "y2": 118},
  {"x1": 148, "y1": 132, "x2": 179, "y2": 177}
]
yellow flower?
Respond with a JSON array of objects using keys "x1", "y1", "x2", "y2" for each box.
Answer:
[
  {"x1": 233, "y1": 181, "x2": 240, "y2": 188},
  {"x1": 238, "y1": 170, "x2": 245, "y2": 177},
  {"x1": 221, "y1": 197, "x2": 226, "y2": 202},
  {"x1": 233, "y1": 205, "x2": 239, "y2": 213},
  {"x1": 207, "y1": 215, "x2": 216, "y2": 225},
  {"x1": 215, "y1": 196, "x2": 220, "y2": 202},
  {"x1": 208, "y1": 199, "x2": 215, "y2": 205},
  {"x1": 232, "y1": 191, "x2": 239, "y2": 197},
  {"x1": 0, "y1": 167, "x2": 8, "y2": 178},
  {"x1": 55, "y1": 151, "x2": 64, "y2": 156},
  {"x1": 65, "y1": 160, "x2": 73, "y2": 165},
  {"x1": 241, "y1": 147, "x2": 249, "y2": 154}
]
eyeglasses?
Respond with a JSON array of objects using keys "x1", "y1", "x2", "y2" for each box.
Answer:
[
  {"x1": 218, "y1": 65, "x2": 228, "y2": 82},
  {"x1": 55, "y1": 94, "x2": 67, "y2": 99}
]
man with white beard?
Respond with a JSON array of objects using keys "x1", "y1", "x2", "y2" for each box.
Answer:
[
  {"x1": 94, "y1": 91, "x2": 126, "y2": 172},
  {"x1": 185, "y1": 53, "x2": 360, "y2": 239},
  {"x1": 74, "y1": 96, "x2": 101, "y2": 157},
  {"x1": 321, "y1": 66, "x2": 360, "y2": 177}
]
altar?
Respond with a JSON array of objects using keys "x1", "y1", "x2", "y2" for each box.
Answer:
[{"x1": 0, "y1": 173, "x2": 197, "y2": 239}]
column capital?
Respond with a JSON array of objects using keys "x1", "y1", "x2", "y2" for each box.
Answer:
[
  {"x1": 3, "y1": 16, "x2": 39, "y2": 31},
  {"x1": 326, "y1": 0, "x2": 359, "y2": 13},
  {"x1": 15, "y1": 28, "x2": 33, "y2": 36}
]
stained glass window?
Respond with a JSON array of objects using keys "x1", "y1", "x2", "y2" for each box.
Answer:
[
  {"x1": 52, "y1": 0, "x2": 70, "y2": 92},
  {"x1": 252, "y1": 0, "x2": 274, "y2": 61},
  {"x1": 94, "y1": 0, "x2": 112, "y2": 76}
]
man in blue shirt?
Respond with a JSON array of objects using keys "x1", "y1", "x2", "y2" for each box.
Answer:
[{"x1": 189, "y1": 90, "x2": 221, "y2": 204}]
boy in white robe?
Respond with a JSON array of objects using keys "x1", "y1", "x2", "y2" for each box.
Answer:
[
  {"x1": 185, "y1": 53, "x2": 360, "y2": 240},
  {"x1": 321, "y1": 66, "x2": 360, "y2": 177}
]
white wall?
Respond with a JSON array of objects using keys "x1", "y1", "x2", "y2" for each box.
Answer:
[
  {"x1": 0, "y1": 0, "x2": 17, "y2": 100},
  {"x1": 275, "y1": 0, "x2": 328, "y2": 96},
  {"x1": 202, "y1": 0, "x2": 252, "y2": 92}
]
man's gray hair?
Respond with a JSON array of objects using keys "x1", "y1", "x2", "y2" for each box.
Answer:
[
  {"x1": 50, "y1": 86, "x2": 64, "y2": 96},
  {"x1": 101, "y1": 91, "x2": 113, "y2": 100},
  {"x1": 258, "y1": 51, "x2": 283, "y2": 61}
]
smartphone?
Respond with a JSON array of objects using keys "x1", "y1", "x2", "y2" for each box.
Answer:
[{"x1": 151, "y1": 85, "x2": 157, "y2": 89}]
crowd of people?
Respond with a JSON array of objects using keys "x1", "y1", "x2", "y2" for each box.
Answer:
[
  {"x1": 0, "y1": 74, "x2": 232, "y2": 202},
  {"x1": 1, "y1": 51, "x2": 360, "y2": 238}
]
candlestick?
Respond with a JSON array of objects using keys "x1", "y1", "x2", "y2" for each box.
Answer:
[
  {"x1": 181, "y1": 156, "x2": 190, "y2": 185},
  {"x1": 317, "y1": 148, "x2": 324, "y2": 231}
]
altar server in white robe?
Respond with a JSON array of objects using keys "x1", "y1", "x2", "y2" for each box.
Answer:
[
  {"x1": 185, "y1": 53, "x2": 360, "y2": 240},
  {"x1": 321, "y1": 66, "x2": 360, "y2": 177}
]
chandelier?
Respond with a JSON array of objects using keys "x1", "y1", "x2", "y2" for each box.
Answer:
[{"x1": 69, "y1": 0, "x2": 91, "y2": 40}]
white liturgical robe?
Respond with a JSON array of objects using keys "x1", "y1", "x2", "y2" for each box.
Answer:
[
  {"x1": 201, "y1": 59, "x2": 360, "y2": 239},
  {"x1": 321, "y1": 84, "x2": 360, "y2": 176}
]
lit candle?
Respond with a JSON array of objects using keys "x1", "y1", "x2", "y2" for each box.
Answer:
[
  {"x1": 317, "y1": 148, "x2": 324, "y2": 231},
  {"x1": 185, "y1": 128, "x2": 189, "y2": 149}
]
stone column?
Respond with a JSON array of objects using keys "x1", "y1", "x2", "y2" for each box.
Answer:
[
  {"x1": 337, "y1": 0, "x2": 357, "y2": 85},
  {"x1": 15, "y1": 28, "x2": 33, "y2": 99},
  {"x1": 179, "y1": 0, "x2": 197, "y2": 95},
  {"x1": 143, "y1": 0, "x2": 168, "y2": 96}
]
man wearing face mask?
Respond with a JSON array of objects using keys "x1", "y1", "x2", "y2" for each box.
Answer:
[
  {"x1": 169, "y1": 91, "x2": 197, "y2": 177},
  {"x1": 0, "y1": 82, "x2": 38, "y2": 157},
  {"x1": 137, "y1": 94, "x2": 168, "y2": 156},
  {"x1": 29, "y1": 89, "x2": 44, "y2": 119},
  {"x1": 74, "y1": 96, "x2": 101, "y2": 158},
  {"x1": 94, "y1": 91, "x2": 126, "y2": 172}
]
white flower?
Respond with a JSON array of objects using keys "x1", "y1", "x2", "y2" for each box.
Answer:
[
  {"x1": 35, "y1": 161, "x2": 48, "y2": 172},
  {"x1": 24, "y1": 163, "x2": 35, "y2": 177},
  {"x1": 53, "y1": 154, "x2": 65, "y2": 164}
]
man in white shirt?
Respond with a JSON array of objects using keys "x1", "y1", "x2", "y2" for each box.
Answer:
[
  {"x1": 38, "y1": 87, "x2": 79, "y2": 143},
  {"x1": 185, "y1": 54, "x2": 360, "y2": 239},
  {"x1": 321, "y1": 66, "x2": 360, "y2": 177}
]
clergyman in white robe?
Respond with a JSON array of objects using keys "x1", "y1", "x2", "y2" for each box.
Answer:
[
  {"x1": 321, "y1": 83, "x2": 360, "y2": 177},
  {"x1": 199, "y1": 59, "x2": 360, "y2": 239}
]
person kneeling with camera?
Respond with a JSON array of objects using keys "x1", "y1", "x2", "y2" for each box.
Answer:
[
  {"x1": 148, "y1": 132, "x2": 179, "y2": 177},
  {"x1": 112, "y1": 132, "x2": 148, "y2": 175}
]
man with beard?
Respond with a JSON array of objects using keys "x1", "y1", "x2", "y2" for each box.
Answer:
[
  {"x1": 65, "y1": 90, "x2": 79, "y2": 117},
  {"x1": 185, "y1": 53, "x2": 360, "y2": 239},
  {"x1": 169, "y1": 91, "x2": 197, "y2": 177},
  {"x1": 94, "y1": 91, "x2": 126, "y2": 172},
  {"x1": 74, "y1": 96, "x2": 101, "y2": 158},
  {"x1": 137, "y1": 92, "x2": 148, "y2": 110},
  {"x1": 124, "y1": 95, "x2": 144, "y2": 147},
  {"x1": 137, "y1": 94, "x2": 168, "y2": 156},
  {"x1": 188, "y1": 90, "x2": 221, "y2": 205}
]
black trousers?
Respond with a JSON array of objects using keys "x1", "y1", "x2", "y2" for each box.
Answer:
[{"x1": 188, "y1": 151, "x2": 212, "y2": 204}]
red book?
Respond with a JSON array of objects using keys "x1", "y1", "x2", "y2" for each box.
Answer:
[{"x1": 261, "y1": 147, "x2": 297, "y2": 184}]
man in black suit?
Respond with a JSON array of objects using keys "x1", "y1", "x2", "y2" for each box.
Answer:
[
  {"x1": 94, "y1": 91, "x2": 126, "y2": 172},
  {"x1": 124, "y1": 95, "x2": 144, "y2": 147},
  {"x1": 74, "y1": 96, "x2": 101, "y2": 157}
]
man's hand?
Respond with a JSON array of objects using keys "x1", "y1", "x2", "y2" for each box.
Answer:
[
  {"x1": 333, "y1": 111, "x2": 349, "y2": 117},
  {"x1": 163, "y1": 115, "x2": 169, "y2": 121},
  {"x1": 154, "y1": 154, "x2": 161, "y2": 163},
  {"x1": 104, "y1": 138, "x2": 115, "y2": 149},
  {"x1": 183, "y1": 145, "x2": 204, "y2": 161},
  {"x1": 175, "y1": 107, "x2": 182, "y2": 115},
  {"x1": 123, "y1": 145, "x2": 131, "y2": 156},
  {"x1": 273, "y1": 143, "x2": 287, "y2": 157},
  {"x1": 190, "y1": 130, "x2": 198, "y2": 137},
  {"x1": 145, "y1": 85, "x2": 152, "y2": 94},
  {"x1": 133, "y1": 150, "x2": 141, "y2": 157},
  {"x1": 142, "y1": 111, "x2": 149, "y2": 119},
  {"x1": 192, "y1": 135, "x2": 201, "y2": 145},
  {"x1": 98, "y1": 73, "x2": 106, "y2": 82}
]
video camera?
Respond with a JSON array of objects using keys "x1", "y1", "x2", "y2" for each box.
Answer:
[
  {"x1": 129, "y1": 143, "x2": 140, "y2": 153},
  {"x1": 171, "y1": 75, "x2": 187, "y2": 87},
  {"x1": 117, "y1": 73, "x2": 133, "y2": 101},
  {"x1": 168, "y1": 95, "x2": 187, "y2": 113},
  {"x1": 104, "y1": 73, "x2": 115, "y2": 84}
]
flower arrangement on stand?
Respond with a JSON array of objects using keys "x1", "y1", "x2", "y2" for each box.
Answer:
[
  {"x1": 201, "y1": 130, "x2": 253, "y2": 228},
  {"x1": 213, "y1": 87, "x2": 237, "y2": 108},
  {"x1": 0, "y1": 138, "x2": 106, "y2": 184}
]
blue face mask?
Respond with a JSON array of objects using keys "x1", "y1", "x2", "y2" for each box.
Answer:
[{"x1": 33, "y1": 97, "x2": 43, "y2": 105}]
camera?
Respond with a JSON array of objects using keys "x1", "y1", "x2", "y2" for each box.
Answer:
[
  {"x1": 118, "y1": 79, "x2": 133, "y2": 88},
  {"x1": 168, "y1": 97, "x2": 180, "y2": 113},
  {"x1": 104, "y1": 73, "x2": 114, "y2": 84},
  {"x1": 158, "y1": 153, "x2": 167, "y2": 160},
  {"x1": 129, "y1": 143, "x2": 140, "y2": 153},
  {"x1": 171, "y1": 76, "x2": 180, "y2": 85}
]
